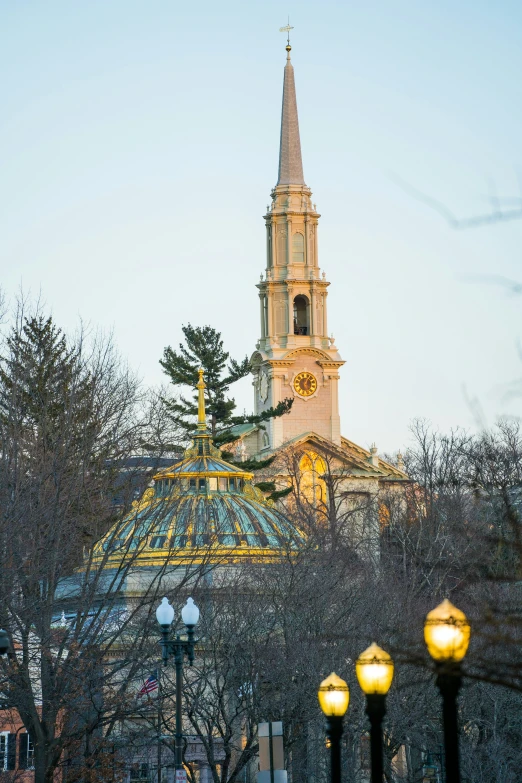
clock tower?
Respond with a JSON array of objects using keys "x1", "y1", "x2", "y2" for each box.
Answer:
[{"x1": 251, "y1": 42, "x2": 344, "y2": 452}]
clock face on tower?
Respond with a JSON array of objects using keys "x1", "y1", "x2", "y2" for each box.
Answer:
[{"x1": 293, "y1": 371, "x2": 318, "y2": 398}]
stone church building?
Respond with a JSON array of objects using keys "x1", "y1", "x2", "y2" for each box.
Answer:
[
  {"x1": 0, "y1": 39, "x2": 410, "y2": 783},
  {"x1": 224, "y1": 40, "x2": 407, "y2": 507}
]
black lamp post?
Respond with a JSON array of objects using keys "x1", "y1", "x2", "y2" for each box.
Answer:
[
  {"x1": 156, "y1": 597, "x2": 200, "y2": 773},
  {"x1": 355, "y1": 643, "x2": 394, "y2": 783},
  {"x1": 424, "y1": 599, "x2": 471, "y2": 783},
  {"x1": 422, "y1": 751, "x2": 440, "y2": 782},
  {"x1": 318, "y1": 672, "x2": 350, "y2": 783},
  {"x1": 0, "y1": 630, "x2": 10, "y2": 656}
]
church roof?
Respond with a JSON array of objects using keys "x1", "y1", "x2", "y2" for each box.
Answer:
[
  {"x1": 340, "y1": 436, "x2": 408, "y2": 480},
  {"x1": 277, "y1": 45, "x2": 305, "y2": 186},
  {"x1": 222, "y1": 428, "x2": 408, "y2": 481},
  {"x1": 221, "y1": 422, "x2": 258, "y2": 438}
]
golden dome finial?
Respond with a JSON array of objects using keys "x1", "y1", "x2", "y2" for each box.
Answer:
[{"x1": 197, "y1": 368, "x2": 206, "y2": 430}]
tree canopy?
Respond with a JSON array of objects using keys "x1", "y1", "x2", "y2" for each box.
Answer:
[
  {"x1": 160, "y1": 324, "x2": 292, "y2": 443},
  {"x1": 0, "y1": 315, "x2": 94, "y2": 448},
  {"x1": 0, "y1": 310, "x2": 187, "y2": 783}
]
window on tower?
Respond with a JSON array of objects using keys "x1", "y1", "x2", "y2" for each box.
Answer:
[
  {"x1": 293, "y1": 295, "x2": 309, "y2": 335},
  {"x1": 292, "y1": 232, "x2": 305, "y2": 263}
]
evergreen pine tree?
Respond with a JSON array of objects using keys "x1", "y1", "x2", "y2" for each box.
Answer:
[
  {"x1": 160, "y1": 324, "x2": 293, "y2": 442},
  {"x1": 0, "y1": 315, "x2": 95, "y2": 454}
]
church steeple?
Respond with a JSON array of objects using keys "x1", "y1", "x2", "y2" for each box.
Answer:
[
  {"x1": 277, "y1": 45, "x2": 305, "y2": 186},
  {"x1": 249, "y1": 42, "x2": 345, "y2": 452},
  {"x1": 258, "y1": 44, "x2": 327, "y2": 334}
]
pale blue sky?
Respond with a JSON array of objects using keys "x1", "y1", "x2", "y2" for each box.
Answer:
[{"x1": 1, "y1": 0, "x2": 521, "y2": 452}]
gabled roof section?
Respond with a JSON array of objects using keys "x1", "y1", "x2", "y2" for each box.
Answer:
[
  {"x1": 341, "y1": 436, "x2": 408, "y2": 480},
  {"x1": 221, "y1": 423, "x2": 258, "y2": 439},
  {"x1": 216, "y1": 428, "x2": 408, "y2": 481},
  {"x1": 259, "y1": 431, "x2": 408, "y2": 480},
  {"x1": 266, "y1": 431, "x2": 383, "y2": 476}
]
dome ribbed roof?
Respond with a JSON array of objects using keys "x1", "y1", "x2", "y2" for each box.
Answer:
[
  {"x1": 94, "y1": 370, "x2": 304, "y2": 567},
  {"x1": 95, "y1": 488, "x2": 303, "y2": 567}
]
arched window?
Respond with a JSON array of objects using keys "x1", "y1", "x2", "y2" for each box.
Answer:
[
  {"x1": 293, "y1": 295, "x2": 309, "y2": 335},
  {"x1": 299, "y1": 451, "x2": 327, "y2": 506},
  {"x1": 292, "y1": 232, "x2": 305, "y2": 263}
]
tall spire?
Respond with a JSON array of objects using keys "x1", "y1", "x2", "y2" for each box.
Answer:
[{"x1": 277, "y1": 44, "x2": 305, "y2": 186}]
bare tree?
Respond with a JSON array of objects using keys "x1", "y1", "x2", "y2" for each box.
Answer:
[
  {"x1": 391, "y1": 172, "x2": 522, "y2": 230},
  {"x1": 207, "y1": 421, "x2": 522, "y2": 782},
  {"x1": 0, "y1": 309, "x2": 213, "y2": 783}
]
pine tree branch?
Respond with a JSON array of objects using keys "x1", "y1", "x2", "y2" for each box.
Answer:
[
  {"x1": 224, "y1": 357, "x2": 251, "y2": 385},
  {"x1": 227, "y1": 398, "x2": 294, "y2": 427},
  {"x1": 254, "y1": 482, "x2": 276, "y2": 493},
  {"x1": 268, "y1": 486, "x2": 293, "y2": 501}
]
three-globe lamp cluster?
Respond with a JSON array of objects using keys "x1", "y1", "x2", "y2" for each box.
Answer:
[{"x1": 317, "y1": 598, "x2": 471, "y2": 783}]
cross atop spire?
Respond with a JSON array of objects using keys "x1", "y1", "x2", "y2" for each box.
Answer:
[
  {"x1": 279, "y1": 20, "x2": 294, "y2": 47},
  {"x1": 276, "y1": 35, "x2": 305, "y2": 186}
]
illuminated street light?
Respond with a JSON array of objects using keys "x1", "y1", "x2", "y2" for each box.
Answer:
[
  {"x1": 356, "y1": 643, "x2": 394, "y2": 783},
  {"x1": 424, "y1": 599, "x2": 471, "y2": 783},
  {"x1": 318, "y1": 673, "x2": 350, "y2": 783}
]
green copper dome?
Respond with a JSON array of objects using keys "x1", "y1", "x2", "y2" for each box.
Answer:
[{"x1": 94, "y1": 371, "x2": 304, "y2": 567}]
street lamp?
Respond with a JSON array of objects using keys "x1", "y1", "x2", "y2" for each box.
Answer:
[
  {"x1": 356, "y1": 643, "x2": 394, "y2": 783},
  {"x1": 422, "y1": 751, "x2": 439, "y2": 782},
  {"x1": 0, "y1": 631, "x2": 10, "y2": 656},
  {"x1": 318, "y1": 672, "x2": 350, "y2": 783},
  {"x1": 424, "y1": 599, "x2": 470, "y2": 783},
  {"x1": 156, "y1": 597, "x2": 200, "y2": 774}
]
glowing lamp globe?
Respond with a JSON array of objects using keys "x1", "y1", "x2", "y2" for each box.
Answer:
[
  {"x1": 424, "y1": 599, "x2": 471, "y2": 663},
  {"x1": 181, "y1": 597, "x2": 200, "y2": 628},
  {"x1": 318, "y1": 672, "x2": 350, "y2": 717},
  {"x1": 156, "y1": 597, "x2": 175, "y2": 628},
  {"x1": 355, "y1": 643, "x2": 394, "y2": 695}
]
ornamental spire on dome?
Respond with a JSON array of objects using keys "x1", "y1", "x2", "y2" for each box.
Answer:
[
  {"x1": 184, "y1": 369, "x2": 221, "y2": 458},
  {"x1": 197, "y1": 368, "x2": 207, "y2": 431},
  {"x1": 277, "y1": 36, "x2": 305, "y2": 186}
]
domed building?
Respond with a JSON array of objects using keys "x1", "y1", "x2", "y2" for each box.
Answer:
[
  {"x1": 45, "y1": 372, "x2": 303, "y2": 783},
  {"x1": 92, "y1": 36, "x2": 409, "y2": 588},
  {"x1": 68, "y1": 39, "x2": 409, "y2": 783},
  {"x1": 93, "y1": 370, "x2": 304, "y2": 589}
]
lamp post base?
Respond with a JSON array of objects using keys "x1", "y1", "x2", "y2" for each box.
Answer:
[
  {"x1": 365, "y1": 694, "x2": 386, "y2": 783},
  {"x1": 436, "y1": 666, "x2": 462, "y2": 783},
  {"x1": 325, "y1": 716, "x2": 343, "y2": 783}
]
